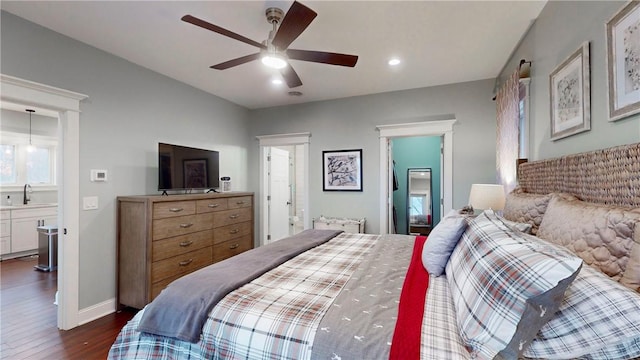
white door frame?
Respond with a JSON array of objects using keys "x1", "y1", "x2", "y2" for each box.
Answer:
[
  {"x1": 256, "y1": 133, "x2": 310, "y2": 247},
  {"x1": 376, "y1": 120, "x2": 456, "y2": 234},
  {"x1": 1, "y1": 74, "x2": 87, "y2": 330}
]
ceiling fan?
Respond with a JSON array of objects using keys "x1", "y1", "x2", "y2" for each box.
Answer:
[{"x1": 181, "y1": 1, "x2": 358, "y2": 88}]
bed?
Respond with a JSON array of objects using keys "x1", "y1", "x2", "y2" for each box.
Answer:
[{"x1": 109, "y1": 143, "x2": 640, "y2": 360}]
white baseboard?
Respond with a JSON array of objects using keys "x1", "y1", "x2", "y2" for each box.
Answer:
[{"x1": 78, "y1": 297, "x2": 116, "y2": 325}]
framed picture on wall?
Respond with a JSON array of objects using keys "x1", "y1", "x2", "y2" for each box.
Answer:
[
  {"x1": 606, "y1": 1, "x2": 640, "y2": 122},
  {"x1": 549, "y1": 41, "x2": 591, "y2": 141},
  {"x1": 322, "y1": 149, "x2": 363, "y2": 191}
]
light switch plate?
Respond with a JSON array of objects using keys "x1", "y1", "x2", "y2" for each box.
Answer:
[{"x1": 83, "y1": 196, "x2": 99, "y2": 210}]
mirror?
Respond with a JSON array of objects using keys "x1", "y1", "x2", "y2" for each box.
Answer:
[{"x1": 407, "y1": 168, "x2": 432, "y2": 235}]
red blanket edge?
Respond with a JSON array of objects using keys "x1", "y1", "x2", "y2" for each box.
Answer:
[{"x1": 389, "y1": 235, "x2": 429, "y2": 360}]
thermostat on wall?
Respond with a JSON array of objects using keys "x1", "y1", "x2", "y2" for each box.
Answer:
[{"x1": 91, "y1": 169, "x2": 108, "y2": 182}]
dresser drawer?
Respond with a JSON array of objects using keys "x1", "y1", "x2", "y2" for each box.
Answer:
[
  {"x1": 227, "y1": 196, "x2": 252, "y2": 209},
  {"x1": 213, "y1": 207, "x2": 252, "y2": 228},
  {"x1": 213, "y1": 222, "x2": 252, "y2": 244},
  {"x1": 214, "y1": 235, "x2": 252, "y2": 262},
  {"x1": 152, "y1": 230, "x2": 213, "y2": 261},
  {"x1": 151, "y1": 247, "x2": 212, "y2": 283},
  {"x1": 152, "y1": 213, "x2": 215, "y2": 240},
  {"x1": 196, "y1": 198, "x2": 228, "y2": 213},
  {"x1": 153, "y1": 201, "x2": 196, "y2": 219}
]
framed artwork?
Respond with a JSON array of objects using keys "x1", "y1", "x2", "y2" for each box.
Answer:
[
  {"x1": 322, "y1": 149, "x2": 363, "y2": 191},
  {"x1": 606, "y1": 1, "x2": 640, "y2": 122},
  {"x1": 549, "y1": 42, "x2": 591, "y2": 141},
  {"x1": 183, "y1": 159, "x2": 208, "y2": 188}
]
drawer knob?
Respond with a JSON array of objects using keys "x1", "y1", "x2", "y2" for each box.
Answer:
[
  {"x1": 179, "y1": 259, "x2": 193, "y2": 266},
  {"x1": 229, "y1": 214, "x2": 239, "y2": 219},
  {"x1": 169, "y1": 207, "x2": 184, "y2": 213},
  {"x1": 236, "y1": 201, "x2": 245, "y2": 205},
  {"x1": 229, "y1": 229, "x2": 239, "y2": 234},
  {"x1": 229, "y1": 243, "x2": 239, "y2": 250},
  {"x1": 179, "y1": 223, "x2": 194, "y2": 228},
  {"x1": 208, "y1": 203, "x2": 219, "y2": 208},
  {"x1": 179, "y1": 240, "x2": 193, "y2": 247}
]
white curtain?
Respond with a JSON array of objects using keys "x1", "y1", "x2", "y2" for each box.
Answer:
[{"x1": 496, "y1": 69, "x2": 520, "y2": 194}]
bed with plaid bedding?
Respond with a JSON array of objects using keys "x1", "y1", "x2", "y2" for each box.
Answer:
[{"x1": 109, "y1": 234, "x2": 470, "y2": 360}]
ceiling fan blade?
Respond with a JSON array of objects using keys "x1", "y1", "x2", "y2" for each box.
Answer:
[
  {"x1": 280, "y1": 64, "x2": 303, "y2": 88},
  {"x1": 182, "y1": 15, "x2": 266, "y2": 50},
  {"x1": 287, "y1": 49, "x2": 358, "y2": 67},
  {"x1": 211, "y1": 53, "x2": 261, "y2": 70},
  {"x1": 272, "y1": 1, "x2": 317, "y2": 50}
]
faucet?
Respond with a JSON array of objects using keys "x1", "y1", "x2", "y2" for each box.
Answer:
[{"x1": 23, "y1": 184, "x2": 32, "y2": 205}]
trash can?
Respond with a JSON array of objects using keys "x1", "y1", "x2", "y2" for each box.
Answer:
[{"x1": 35, "y1": 225, "x2": 57, "y2": 272}]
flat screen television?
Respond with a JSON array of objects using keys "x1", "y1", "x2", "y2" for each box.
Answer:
[{"x1": 158, "y1": 142, "x2": 220, "y2": 191}]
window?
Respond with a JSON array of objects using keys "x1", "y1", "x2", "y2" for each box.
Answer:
[
  {"x1": 518, "y1": 78, "x2": 531, "y2": 159},
  {"x1": 0, "y1": 144, "x2": 17, "y2": 184},
  {"x1": 0, "y1": 133, "x2": 56, "y2": 187}
]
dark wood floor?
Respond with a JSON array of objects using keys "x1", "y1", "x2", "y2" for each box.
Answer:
[{"x1": 1, "y1": 256, "x2": 137, "y2": 360}]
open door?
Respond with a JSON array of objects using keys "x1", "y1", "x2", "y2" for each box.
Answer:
[{"x1": 267, "y1": 147, "x2": 291, "y2": 242}]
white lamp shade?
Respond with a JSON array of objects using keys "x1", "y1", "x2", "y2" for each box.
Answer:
[{"x1": 468, "y1": 184, "x2": 506, "y2": 211}]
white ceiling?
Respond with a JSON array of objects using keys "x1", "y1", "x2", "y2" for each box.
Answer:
[{"x1": 1, "y1": 1, "x2": 547, "y2": 110}]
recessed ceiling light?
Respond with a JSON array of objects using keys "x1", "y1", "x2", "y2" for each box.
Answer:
[
  {"x1": 388, "y1": 58, "x2": 401, "y2": 66},
  {"x1": 271, "y1": 78, "x2": 283, "y2": 85}
]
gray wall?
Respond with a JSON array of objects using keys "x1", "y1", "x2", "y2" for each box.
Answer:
[
  {"x1": 248, "y1": 79, "x2": 498, "y2": 234},
  {"x1": 498, "y1": 1, "x2": 640, "y2": 159},
  {"x1": 1, "y1": 11, "x2": 252, "y2": 309}
]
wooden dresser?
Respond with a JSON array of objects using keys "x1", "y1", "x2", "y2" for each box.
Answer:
[{"x1": 116, "y1": 192, "x2": 254, "y2": 309}]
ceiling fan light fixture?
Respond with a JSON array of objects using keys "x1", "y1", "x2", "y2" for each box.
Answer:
[{"x1": 261, "y1": 53, "x2": 287, "y2": 69}]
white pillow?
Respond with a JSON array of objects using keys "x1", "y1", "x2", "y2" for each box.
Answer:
[{"x1": 421, "y1": 209, "x2": 468, "y2": 276}]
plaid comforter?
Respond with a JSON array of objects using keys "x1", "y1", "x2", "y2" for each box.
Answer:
[
  {"x1": 109, "y1": 232, "x2": 474, "y2": 360},
  {"x1": 109, "y1": 233, "x2": 381, "y2": 360}
]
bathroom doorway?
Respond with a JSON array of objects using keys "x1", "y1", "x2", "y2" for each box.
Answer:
[{"x1": 257, "y1": 133, "x2": 310, "y2": 246}]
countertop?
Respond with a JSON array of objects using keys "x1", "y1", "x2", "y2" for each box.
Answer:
[{"x1": 0, "y1": 203, "x2": 57, "y2": 211}]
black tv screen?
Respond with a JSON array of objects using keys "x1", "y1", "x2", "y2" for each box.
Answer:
[{"x1": 158, "y1": 143, "x2": 220, "y2": 191}]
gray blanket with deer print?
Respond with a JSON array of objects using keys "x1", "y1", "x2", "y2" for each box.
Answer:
[{"x1": 310, "y1": 234, "x2": 414, "y2": 360}]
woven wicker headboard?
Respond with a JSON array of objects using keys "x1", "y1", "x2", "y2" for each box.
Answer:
[{"x1": 517, "y1": 142, "x2": 640, "y2": 208}]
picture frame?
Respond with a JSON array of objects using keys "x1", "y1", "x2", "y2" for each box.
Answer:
[
  {"x1": 549, "y1": 41, "x2": 591, "y2": 141},
  {"x1": 183, "y1": 159, "x2": 208, "y2": 189},
  {"x1": 322, "y1": 149, "x2": 363, "y2": 191},
  {"x1": 606, "y1": 1, "x2": 640, "y2": 122}
]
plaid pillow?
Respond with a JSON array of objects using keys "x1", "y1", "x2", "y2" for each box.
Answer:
[
  {"x1": 446, "y1": 210, "x2": 582, "y2": 359},
  {"x1": 522, "y1": 235, "x2": 640, "y2": 359}
]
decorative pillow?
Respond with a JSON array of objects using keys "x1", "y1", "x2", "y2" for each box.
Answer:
[
  {"x1": 497, "y1": 216, "x2": 533, "y2": 234},
  {"x1": 522, "y1": 235, "x2": 640, "y2": 359},
  {"x1": 445, "y1": 210, "x2": 583, "y2": 359},
  {"x1": 421, "y1": 209, "x2": 468, "y2": 276},
  {"x1": 537, "y1": 195, "x2": 640, "y2": 287},
  {"x1": 503, "y1": 192, "x2": 553, "y2": 235}
]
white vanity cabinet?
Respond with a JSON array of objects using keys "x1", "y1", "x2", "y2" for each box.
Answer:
[
  {"x1": 9, "y1": 206, "x2": 57, "y2": 255},
  {"x1": 0, "y1": 210, "x2": 10, "y2": 255}
]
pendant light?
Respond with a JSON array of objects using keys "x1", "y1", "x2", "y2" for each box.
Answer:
[{"x1": 26, "y1": 109, "x2": 35, "y2": 153}]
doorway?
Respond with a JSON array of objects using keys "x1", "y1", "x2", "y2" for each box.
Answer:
[
  {"x1": 257, "y1": 133, "x2": 310, "y2": 246},
  {"x1": 391, "y1": 136, "x2": 442, "y2": 234},
  {"x1": 377, "y1": 120, "x2": 456, "y2": 234},
  {"x1": 1, "y1": 74, "x2": 87, "y2": 330}
]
